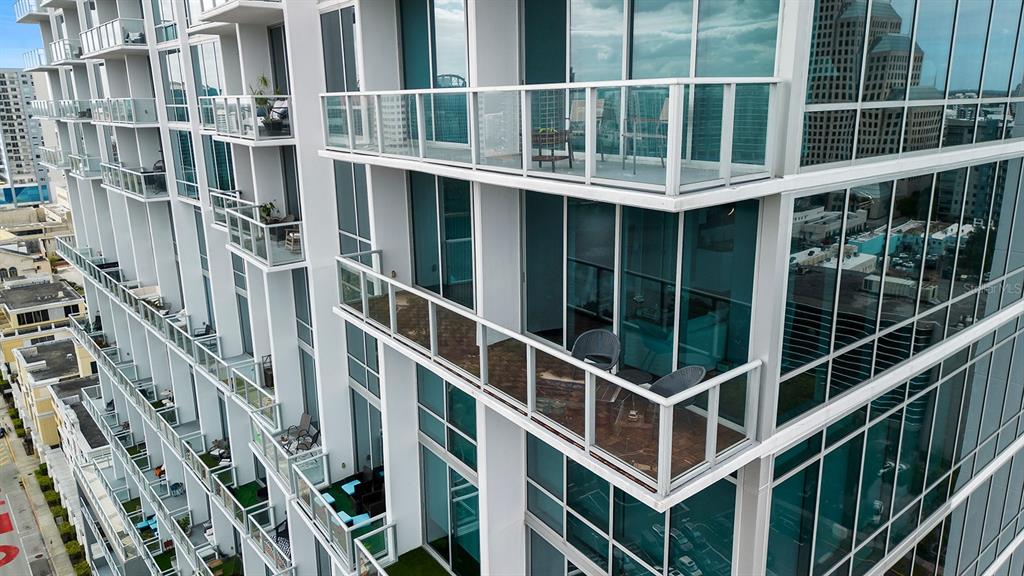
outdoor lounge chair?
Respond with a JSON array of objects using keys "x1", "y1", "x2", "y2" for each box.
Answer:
[
  {"x1": 570, "y1": 329, "x2": 621, "y2": 371},
  {"x1": 646, "y1": 365, "x2": 707, "y2": 398}
]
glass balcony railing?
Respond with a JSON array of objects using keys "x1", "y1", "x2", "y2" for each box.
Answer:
[
  {"x1": 209, "y1": 188, "x2": 242, "y2": 226},
  {"x1": 39, "y1": 146, "x2": 69, "y2": 169},
  {"x1": 353, "y1": 523, "x2": 398, "y2": 576},
  {"x1": 23, "y1": 48, "x2": 49, "y2": 70},
  {"x1": 13, "y1": 0, "x2": 45, "y2": 21},
  {"x1": 93, "y1": 98, "x2": 159, "y2": 125},
  {"x1": 247, "y1": 505, "x2": 293, "y2": 572},
  {"x1": 199, "y1": 95, "x2": 292, "y2": 140},
  {"x1": 322, "y1": 78, "x2": 777, "y2": 194},
  {"x1": 225, "y1": 204, "x2": 304, "y2": 266},
  {"x1": 80, "y1": 18, "x2": 147, "y2": 56},
  {"x1": 49, "y1": 38, "x2": 83, "y2": 63},
  {"x1": 57, "y1": 99, "x2": 93, "y2": 120},
  {"x1": 250, "y1": 412, "x2": 322, "y2": 487},
  {"x1": 337, "y1": 255, "x2": 763, "y2": 497},
  {"x1": 293, "y1": 453, "x2": 384, "y2": 570},
  {"x1": 101, "y1": 163, "x2": 169, "y2": 200},
  {"x1": 29, "y1": 100, "x2": 56, "y2": 118},
  {"x1": 196, "y1": 0, "x2": 281, "y2": 15},
  {"x1": 56, "y1": 237, "x2": 284, "y2": 431},
  {"x1": 70, "y1": 154, "x2": 102, "y2": 178}
]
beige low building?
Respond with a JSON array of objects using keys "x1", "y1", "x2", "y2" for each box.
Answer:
[
  {"x1": 9, "y1": 337, "x2": 94, "y2": 449},
  {"x1": 0, "y1": 276, "x2": 84, "y2": 371}
]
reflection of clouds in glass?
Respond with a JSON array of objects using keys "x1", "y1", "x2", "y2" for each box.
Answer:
[
  {"x1": 695, "y1": 0, "x2": 778, "y2": 77},
  {"x1": 433, "y1": 0, "x2": 467, "y2": 81},
  {"x1": 571, "y1": 0, "x2": 624, "y2": 81},
  {"x1": 631, "y1": 0, "x2": 692, "y2": 78}
]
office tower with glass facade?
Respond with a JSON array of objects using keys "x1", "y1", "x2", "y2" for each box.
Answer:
[{"x1": 16, "y1": 0, "x2": 1024, "y2": 575}]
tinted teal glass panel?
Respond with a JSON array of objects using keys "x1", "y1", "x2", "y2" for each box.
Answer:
[
  {"x1": 567, "y1": 514, "x2": 609, "y2": 569},
  {"x1": 774, "y1": 432, "x2": 822, "y2": 480},
  {"x1": 909, "y1": 0, "x2": 956, "y2": 99},
  {"x1": 679, "y1": 200, "x2": 758, "y2": 372},
  {"x1": 814, "y1": 433, "x2": 864, "y2": 573},
  {"x1": 441, "y1": 177, "x2": 474, "y2": 308},
  {"x1": 630, "y1": 0, "x2": 692, "y2": 79},
  {"x1": 410, "y1": 172, "x2": 441, "y2": 295},
  {"x1": 400, "y1": 0, "x2": 431, "y2": 89},
  {"x1": 524, "y1": 0, "x2": 566, "y2": 84},
  {"x1": 567, "y1": 460, "x2": 609, "y2": 532},
  {"x1": 417, "y1": 364, "x2": 446, "y2": 417},
  {"x1": 448, "y1": 429, "x2": 477, "y2": 469},
  {"x1": 805, "y1": 0, "x2": 867, "y2": 103},
  {"x1": 947, "y1": 0, "x2": 992, "y2": 95},
  {"x1": 669, "y1": 479, "x2": 735, "y2": 576},
  {"x1": 856, "y1": 408, "x2": 902, "y2": 541},
  {"x1": 450, "y1": 469, "x2": 480, "y2": 576},
  {"x1": 422, "y1": 446, "x2": 450, "y2": 562},
  {"x1": 433, "y1": 0, "x2": 468, "y2": 84},
  {"x1": 826, "y1": 406, "x2": 867, "y2": 447},
  {"x1": 695, "y1": 0, "x2": 778, "y2": 77},
  {"x1": 612, "y1": 489, "x2": 664, "y2": 571},
  {"x1": 570, "y1": 0, "x2": 624, "y2": 81},
  {"x1": 567, "y1": 199, "x2": 616, "y2": 344},
  {"x1": 528, "y1": 484, "x2": 563, "y2": 534},
  {"x1": 767, "y1": 461, "x2": 818, "y2": 574},
  {"x1": 527, "y1": 434, "x2": 563, "y2": 498},
  {"x1": 447, "y1": 383, "x2": 476, "y2": 439},
  {"x1": 777, "y1": 363, "x2": 829, "y2": 426},
  {"x1": 620, "y1": 206, "x2": 678, "y2": 377},
  {"x1": 982, "y1": 0, "x2": 1023, "y2": 97}
]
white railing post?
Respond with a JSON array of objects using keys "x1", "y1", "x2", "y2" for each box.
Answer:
[
  {"x1": 719, "y1": 83, "x2": 735, "y2": 185},
  {"x1": 416, "y1": 93, "x2": 427, "y2": 158},
  {"x1": 705, "y1": 385, "x2": 720, "y2": 465},
  {"x1": 584, "y1": 371, "x2": 596, "y2": 449},
  {"x1": 658, "y1": 403, "x2": 673, "y2": 495},
  {"x1": 468, "y1": 91, "x2": 479, "y2": 166},
  {"x1": 526, "y1": 346, "x2": 536, "y2": 413},
  {"x1": 521, "y1": 90, "x2": 531, "y2": 175},
  {"x1": 585, "y1": 87, "x2": 596, "y2": 184},
  {"x1": 665, "y1": 84, "x2": 684, "y2": 195},
  {"x1": 374, "y1": 95, "x2": 384, "y2": 155}
]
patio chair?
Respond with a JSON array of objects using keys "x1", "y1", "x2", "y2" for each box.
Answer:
[
  {"x1": 570, "y1": 329, "x2": 621, "y2": 371},
  {"x1": 295, "y1": 429, "x2": 320, "y2": 452},
  {"x1": 282, "y1": 413, "x2": 311, "y2": 442},
  {"x1": 646, "y1": 365, "x2": 707, "y2": 399}
]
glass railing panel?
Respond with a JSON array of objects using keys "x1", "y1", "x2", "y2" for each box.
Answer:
[
  {"x1": 338, "y1": 262, "x2": 364, "y2": 314},
  {"x1": 350, "y1": 95, "x2": 378, "y2": 152},
  {"x1": 24, "y1": 48, "x2": 48, "y2": 69},
  {"x1": 423, "y1": 92, "x2": 471, "y2": 163},
  {"x1": 594, "y1": 381, "x2": 660, "y2": 480},
  {"x1": 70, "y1": 154, "x2": 101, "y2": 177},
  {"x1": 715, "y1": 373, "x2": 750, "y2": 456},
  {"x1": 198, "y1": 96, "x2": 292, "y2": 140},
  {"x1": 527, "y1": 88, "x2": 585, "y2": 179},
  {"x1": 49, "y1": 38, "x2": 82, "y2": 62},
  {"x1": 482, "y1": 328, "x2": 528, "y2": 405},
  {"x1": 434, "y1": 305, "x2": 479, "y2": 379},
  {"x1": 534, "y1": 351, "x2": 586, "y2": 437},
  {"x1": 13, "y1": 0, "x2": 42, "y2": 20},
  {"x1": 365, "y1": 278, "x2": 391, "y2": 329},
  {"x1": 671, "y1": 390, "x2": 709, "y2": 479},
  {"x1": 354, "y1": 523, "x2": 396, "y2": 575},
  {"x1": 323, "y1": 95, "x2": 350, "y2": 148},
  {"x1": 81, "y1": 18, "x2": 147, "y2": 55},
  {"x1": 394, "y1": 289, "x2": 431, "y2": 350},
  {"x1": 379, "y1": 94, "x2": 419, "y2": 157},
  {"x1": 593, "y1": 85, "x2": 669, "y2": 187},
  {"x1": 476, "y1": 90, "x2": 522, "y2": 169}
]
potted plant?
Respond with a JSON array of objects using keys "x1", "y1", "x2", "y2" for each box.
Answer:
[
  {"x1": 176, "y1": 515, "x2": 191, "y2": 534},
  {"x1": 258, "y1": 201, "x2": 278, "y2": 224}
]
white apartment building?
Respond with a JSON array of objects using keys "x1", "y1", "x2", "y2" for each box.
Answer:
[
  {"x1": 0, "y1": 67, "x2": 49, "y2": 203},
  {"x1": 15, "y1": 0, "x2": 1024, "y2": 575}
]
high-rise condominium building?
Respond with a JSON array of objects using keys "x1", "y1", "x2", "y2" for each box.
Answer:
[
  {"x1": 0, "y1": 67, "x2": 49, "y2": 204},
  {"x1": 15, "y1": 0, "x2": 1024, "y2": 575}
]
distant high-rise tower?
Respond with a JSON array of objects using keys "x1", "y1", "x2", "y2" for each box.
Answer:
[{"x1": 0, "y1": 68, "x2": 47, "y2": 204}]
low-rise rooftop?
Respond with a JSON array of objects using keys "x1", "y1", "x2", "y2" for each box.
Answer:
[
  {"x1": 50, "y1": 375, "x2": 106, "y2": 450},
  {"x1": 18, "y1": 338, "x2": 80, "y2": 382},
  {"x1": 0, "y1": 277, "x2": 81, "y2": 311}
]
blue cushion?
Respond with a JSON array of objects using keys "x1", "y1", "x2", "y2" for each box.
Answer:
[
  {"x1": 321, "y1": 492, "x2": 335, "y2": 505},
  {"x1": 338, "y1": 510, "x2": 353, "y2": 524},
  {"x1": 350, "y1": 513, "x2": 370, "y2": 526},
  {"x1": 341, "y1": 479, "x2": 360, "y2": 496}
]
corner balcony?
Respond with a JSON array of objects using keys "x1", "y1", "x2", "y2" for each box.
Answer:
[
  {"x1": 57, "y1": 99, "x2": 93, "y2": 121},
  {"x1": 70, "y1": 153, "x2": 102, "y2": 179},
  {"x1": 321, "y1": 78, "x2": 777, "y2": 196},
  {"x1": 49, "y1": 38, "x2": 83, "y2": 64},
  {"x1": 80, "y1": 18, "x2": 148, "y2": 58},
  {"x1": 23, "y1": 48, "x2": 53, "y2": 71},
  {"x1": 225, "y1": 203, "x2": 304, "y2": 268},
  {"x1": 93, "y1": 98, "x2": 159, "y2": 126},
  {"x1": 250, "y1": 413, "x2": 323, "y2": 490},
  {"x1": 336, "y1": 256, "x2": 762, "y2": 508},
  {"x1": 194, "y1": 0, "x2": 281, "y2": 24},
  {"x1": 294, "y1": 453, "x2": 388, "y2": 570},
  {"x1": 198, "y1": 95, "x2": 293, "y2": 144},
  {"x1": 352, "y1": 524, "x2": 398, "y2": 576},
  {"x1": 208, "y1": 188, "x2": 241, "y2": 228},
  {"x1": 13, "y1": 0, "x2": 46, "y2": 22},
  {"x1": 39, "y1": 146, "x2": 69, "y2": 169},
  {"x1": 101, "y1": 162, "x2": 169, "y2": 200},
  {"x1": 39, "y1": 0, "x2": 76, "y2": 8}
]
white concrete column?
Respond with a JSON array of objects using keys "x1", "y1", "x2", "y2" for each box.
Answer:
[
  {"x1": 476, "y1": 404, "x2": 526, "y2": 575},
  {"x1": 380, "y1": 344, "x2": 423, "y2": 556}
]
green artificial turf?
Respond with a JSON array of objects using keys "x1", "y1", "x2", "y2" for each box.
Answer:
[
  {"x1": 231, "y1": 480, "x2": 265, "y2": 509},
  {"x1": 152, "y1": 549, "x2": 175, "y2": 572},
  {"x1": 323, "y1": 482, "x2": 357, "y2": 516},
  {"x1": 199, "y1": 452, "x2": 222, "y2": 470},
  {"x1": 387, "y1": 547, "x2": 449, "y2": 576},
  {"x1": 122, "y1": 497, "x2": 141, "y2": 515}
]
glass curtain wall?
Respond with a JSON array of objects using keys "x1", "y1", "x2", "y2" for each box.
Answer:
[
  {"x1": 191, "y1": 42, "x2": 224, "y2": 97},
  {"x1": 420, "y1": 443, "x2": 480, "y2": 576},
  {"x1": 202, "y1": 136, "x2": 234, "y2": 191},
  {"x1": 159, "y1": 49, "x2": 189, "y2": 122},
  {"x1": 321, "y1": 6, "x2": 359, "y2": 92},
  {"x1": 335, "y1": 160, "x2": 372, "y2": 262},
  {"x1": 410, "y1": 172, "x2": 475, "y2": 308},
  {"x1": 169, "y1": 130, "x2": 197, "y2": 198}
]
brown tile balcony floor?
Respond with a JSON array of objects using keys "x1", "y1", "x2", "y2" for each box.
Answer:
[{"x1": 365, "y1": 290, "x2": 746, "y2": 483}]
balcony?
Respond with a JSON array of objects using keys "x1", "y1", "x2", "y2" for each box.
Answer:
[
  {"x1": 29, "y1": 100, "x2": 56, "y2": 119},
  {"x1": 39, "y1": 146, "x2": 69, "y2": 169},
  {"x1": 250, "y1": 414, "x2": 322, "y2": 489},
  {"x1": 293, "y1": 453, "x2": 387, "y2": 570},
  {"x1": 225, "y1": 204, "x2": 303, "y2": 268},
  {"x1": 49, "y1": 38, "x2": 83, "y2": 64},
  {"x1": 353, "y1": 524, "x2": 398, "y2": 576},
  {"x1": 80, "y1": 18, "x2": 148, "y2": 58},
  {"x1": 39, "y1": 0, "x2": 76, "y2": 7},
  {"x1": 193, "y1": 0, "x2": 281, "y2": 25},
  {"x1": 199, "y1": 95, "x2": 293, "y2": 142},
  {"x1": 23, "y1": 48, "x2": 52, "y2": 71},
  {"x1": 70, "y1": 154, "x2": 102, "y2": 179},
  {"x1": 93, "y1": 98, "x2": 159, "y2": 126},
  {"x1": 322, "y1": 78, "x2": 776, "y2": 195},
  {"x1": 209, "y1": 188, "x2": 242, "y2": 227},
  {"x1": 57, "y1": 99, "x2": 93, "y2": 121},
  {"x1": 337, "y1": 256, "x2": 762, "y2": 501},
  {"x1": 101, "y1": 163, "x2": 169, "y2": 200},
  {"x1": 13, "y1": 0, "x2": 46, "y2": 22}
]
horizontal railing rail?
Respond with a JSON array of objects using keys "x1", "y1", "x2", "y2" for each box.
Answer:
[
  {"x1": 209, "y1": 188, "x2": 245, "y2": 226},
  {"x1": 23, "y1": 47, "x2": 49, "y2": 69},
  {"x1": 225, "y1": 204, "x2": 304, "y2": 266},
  {"x1": 80, "y1": 18, "x2": 147, "y2": 56},
  {"x1": 337, "y1": 255, "x2": 762, "y2": 495},
  {"x1": 57, "y1": 99, "x2": 93, "y2": 120},
  {"x1": 321, "y1": 77, "x2": 778, "y2": 195},
  {"x1": 353, "y1": 523, "x2": 397, "y2": 575},
  {"x1": 13, "y1": 0, "x2": 43, "y2": 20},
  {"x1": 93, "y1": 98, "x2": 159, "y2": 124}
]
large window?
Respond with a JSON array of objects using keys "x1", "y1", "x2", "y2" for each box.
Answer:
[
  {"x1": 778, "y1": 159, "x2": 1024, "y2": 425},
  {"x1": 399, "y1": 0, "x2": 469, "y2": 88},
  {"x1": 169, "y1": 130, "x2": 197, "y2": 199},
  {"x1": 202, "y1": 136, "x2": 234, "y2": 192},
  {"x1": 417, "y1": 365, "x2": 477, "y2": 469},
  {"x1": 420, "y1": 444, "x2": 480, "y2": 576},
  {"x1": 321, "y1": 6, "x2": 358, "y2": 92},
  {"x1": 802, "y1": 0, "x2": 1024, "y2": 166},
  {"x1": 526, "y1": 433, "x2": 737, "y2": 576},
  {"x1": 334, "y1": 160, "x2": 371, "y2": 260},
  {"x1": 410, "y1": 172, "x2": 474, "y2": 308},
  {"x1": 190, "y1": 42, "x2": 223, "y2": 97},
  {"x1": 159, "y1": 49, "x2": 188, "y2": 122},
  {"x1": 523, "y1": 0, "x2": 779, "y2": 83}
]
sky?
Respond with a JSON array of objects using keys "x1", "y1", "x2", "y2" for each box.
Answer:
[{"x1": 0, "y1": 4, "x2": 43, "y2": 69}]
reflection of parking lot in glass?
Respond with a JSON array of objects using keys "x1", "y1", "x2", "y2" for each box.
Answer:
[{"x1": 669, "y1": 483, "x2": 736, "y2": 576}]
